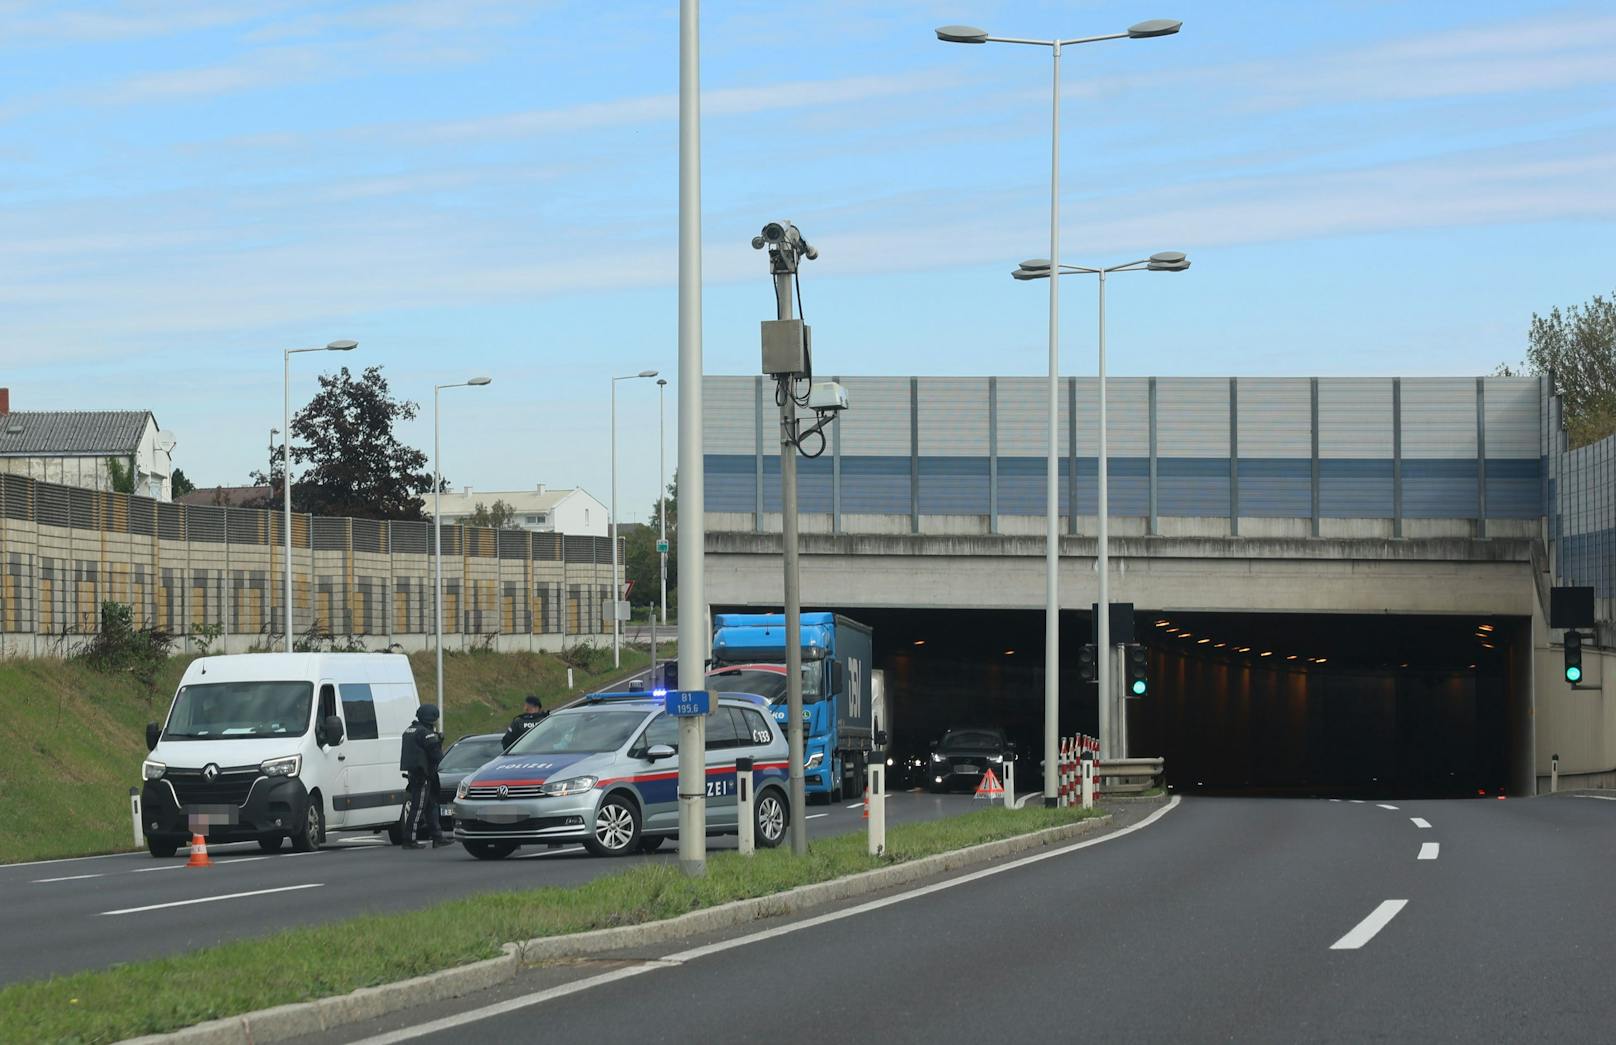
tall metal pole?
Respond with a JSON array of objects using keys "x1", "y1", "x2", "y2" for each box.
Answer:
[
  {"x1": 433, "y1": 385, "x2": 444, "y2": 727},
  {"x1": 1096, "y1": 268, "x2": 1111, "y2": 759},
  {"x1": 1043, "y1": 41, "x2": 1063, "y2": 807},
  {"x1": 659, "y1": 380, "x2": 668, "y2": 627},
  {"x1": 283, "y1": 352, "x2": 293, "y2": 654},
  {"x1": 776, "y1": 266, "x2": 808, "y2": 855},
  {"x1": 610, "y1": 379, "x2": 620, "y2": 668},
  {"x1": 676, "y1": 0, "x2": 708, "y2": 877}
]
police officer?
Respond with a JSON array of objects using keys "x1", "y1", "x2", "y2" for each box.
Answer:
[
  {"x1": 503, "y1": 694, "x2": 548, "y2": 749},
  {"x1": 400, "y1": 705, "x2": 454, "y2": 849}
]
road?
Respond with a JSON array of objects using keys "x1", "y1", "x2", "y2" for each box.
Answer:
[
  {"x1": 0, "y1": 790, "x2": 985, "y2": 986},
  {"x1": 326, "y1": 792, "x2": 1616, "y2": 1044}
]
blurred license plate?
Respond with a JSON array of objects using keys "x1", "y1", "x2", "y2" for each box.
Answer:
[
  {"x1": 439, "y1": 806, "x2": 453, "y2": 818},
  {"x1": 953, "y1": 764, "x2": 978, "y2": 774}
]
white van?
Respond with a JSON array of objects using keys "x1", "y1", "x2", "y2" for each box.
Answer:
[{"x1": 140, "y1": 653, "x2": 422, "y2": 856}]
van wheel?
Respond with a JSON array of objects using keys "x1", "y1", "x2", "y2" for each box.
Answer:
[
  {"x1": 146, "y1": 837, "x2": 179, "y2": 858},
  {"x1": 756, "y1": 789, "x2": 788, "y2": 848},
  {"x1": 465, "y1": 841, "x2": 517, "y2": 860},
  {"x1": 584, "y1": 795, "x2": 641, "y2": 857},
  {"x1": 290, "y1": 796, "x2": 325, "y2": 852},
  {"x1": 257, "y1": 834, "x2": 284, "y2": 853}
]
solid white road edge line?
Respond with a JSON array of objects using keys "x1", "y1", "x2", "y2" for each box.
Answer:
[
  {"x1": 1418, "y1": 842, "x2": 1440, "y2": 860},
  {"x1": 98, "y1": 883, "x2": 323, "y2": 916},
  {"x1": 1410, "y1": 817, "x2": 1432, "y2": 829},
  {"x1": 1330, "y1": 899, "x2": 1408, "y2": 950},
  {"x1": 1574, "y1": 794, "x2": 1616, "y2": 801},
  {"x1": 513, "y1": 847, "x2": 585, "y2": 860},
  {"x1": 1377, "y1": 804, "x2": 1399, "y2": 810},
  {"x1": 349, "y1": 798, "x2": 1183, "y2": 1045}
]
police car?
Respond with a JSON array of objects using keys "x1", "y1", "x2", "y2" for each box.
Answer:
[{"x1": 452, "y1": 691, "x2": 791, "y2": 859}]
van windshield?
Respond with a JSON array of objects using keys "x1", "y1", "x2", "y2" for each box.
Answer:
[{"x1": 163, "y1": 682, "x2": 313, "y2": 740}]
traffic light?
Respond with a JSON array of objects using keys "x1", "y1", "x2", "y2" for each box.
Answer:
[
  {"x1": 1079, "y1": 643, "x2": 1097, "y2": 682},
  {"x1": 1564, "y1": 630, "x2": 1583, "y2": 684},
  {"x1": 1126, "y1": 644, "x2": 1149, "y2": 697}
]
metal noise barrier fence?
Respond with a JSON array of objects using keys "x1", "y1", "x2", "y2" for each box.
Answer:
[{"x1": 0, "y1": 473, "x2": 623, "y2": 657}]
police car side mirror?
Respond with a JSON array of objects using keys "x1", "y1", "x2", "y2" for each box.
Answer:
[
  {"x1": 321, "y1": 715, "x2": 345, "y2": 747},
  {"x1": 145, "y1": 722, "x2": 160, "y2": 752},
  {"x1": 646, "y1": 744, "x2": 675, "y2": 762}
]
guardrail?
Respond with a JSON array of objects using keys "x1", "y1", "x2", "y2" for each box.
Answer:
[{"x1": 1096, "y1": 757, "x2": 1165, "y2": 795}]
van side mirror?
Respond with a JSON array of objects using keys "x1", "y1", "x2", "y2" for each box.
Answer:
[
  {"x1": 646, "y1": 744, "x2": 675, "y2": 762},
  {"x1": 321, "y1": 715, "x2": 345, "y2": 747},
  {"x1": 145, "y1": 722, "x2": 160, "y2": 752}
]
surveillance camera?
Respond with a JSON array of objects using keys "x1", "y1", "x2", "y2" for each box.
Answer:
[
  {"x1": 807, "y1": 381, "x2": 849, "y2": 413},
  {"x1": 761, "y1": 221, "x2": 790, "y2": 243},
  {"x1": 751, "y1": 235, "x2": 766, "y2": 250}
]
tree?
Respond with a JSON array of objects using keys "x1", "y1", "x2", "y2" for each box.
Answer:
[
  {"x1": 250, "y1": 366, "x2": 435, "y2": 520},
  {"x1": 1500, "y1": 290, "x2": 1616, "y2": 447},
  {"x1": 170, "y1": 469, "x2": 196, "y2": 497},
  {"x1": 105, "y1": 456, "x2": 136, "y2": 494},
  {"x1": 625, "y1": 472, "x2": 677, "y2": 612},
  {"x1": 463, "y1": 500, "x2": 517, "y2": 529}
]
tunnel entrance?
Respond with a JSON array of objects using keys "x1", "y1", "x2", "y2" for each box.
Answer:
[{"x1": 711, "y1": 605, "x2": 1530, "y2": 797}]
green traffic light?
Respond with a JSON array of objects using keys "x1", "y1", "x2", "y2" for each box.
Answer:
[
  {"x1": 1566, "y1": 666, "x2": 1583, "y2": 683},
  {"x1": 1131, "y1": 680, "x2": 1147, "y2": 696}
]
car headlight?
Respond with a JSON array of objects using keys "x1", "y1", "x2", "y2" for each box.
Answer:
[
  {"x1": 886, "y1": 757, "x2": 894, "y2": 767},
  {"x1": 987, "y1": 754, "x2": 1004, "y2": 764},
  {"x1": 541, "y1": 776, "x2": 598, "y2": 797},
  {"x1": 260, "y1": 755, "x2": 301, "y2": 778},
  {"x1": 804, "y1": 752, "x2": 824, "y2": 770},
  {"x1": 930, "y1": 752, "x2": 945, "y2": 763},
  {"x1": 142, "y1": 760, "x2": 166, "y2": 781},
  {"x1": 456, "y1": 779, "x2": 471, "y2": 801}
]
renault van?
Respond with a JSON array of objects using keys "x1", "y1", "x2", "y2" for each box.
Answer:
[{"x1": 140, "y1": 653, "x2": 421, "y2": 856}]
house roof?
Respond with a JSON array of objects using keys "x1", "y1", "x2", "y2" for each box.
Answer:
[{"x1": 0, "y1": 411, "x2": 153, "y2": 456}]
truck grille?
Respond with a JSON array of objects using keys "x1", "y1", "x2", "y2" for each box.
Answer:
[{"x1": 167, "y1": 767, "x2": 259, "y2": 807}]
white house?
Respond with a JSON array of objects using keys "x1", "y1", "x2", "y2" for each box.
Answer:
[
  {"x1": 0, "y1": 389, "x2": 177, "y2": 501},
  {"x1": 430, "y1": 485, "x2": 608, "y2": 536}
]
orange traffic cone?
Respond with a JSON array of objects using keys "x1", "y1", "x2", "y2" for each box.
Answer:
[{"x1": 186, "y1": 832, "x2": 212, "y2": 868}]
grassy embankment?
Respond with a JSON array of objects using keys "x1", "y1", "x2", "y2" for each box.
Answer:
[
  {"x1": 0, "y1": 803, "x2": 1102, "y2": 1044},
  {"x1": 1, "y1": 645, "x2": 666, "y2": 865}
]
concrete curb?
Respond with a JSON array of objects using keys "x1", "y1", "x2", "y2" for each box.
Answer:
[{"x1": 119, "y1": 810, "x2": 1126, "y2": 1044}]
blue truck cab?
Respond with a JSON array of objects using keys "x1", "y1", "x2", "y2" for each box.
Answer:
[{"x1": 709, "y1": 612, "x2": 875, "y2": 802}]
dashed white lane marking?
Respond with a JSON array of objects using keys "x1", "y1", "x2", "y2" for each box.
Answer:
[
  {"x1": 351, "y1": 799, "x2": 1184, "y2": 1043},
  {"x1": 32, "y1": 873, "x2": 103, "y2": 883},
  {"x1": 845, "y1": 802, "x2": 864, "y2": 809},
  {"x1": 1377, "y1": 804, "x2": 1399, "y2": 810},
  {"x1": 1329, "y1": 799, "x2": 1341, "y2": 803},
  {"x1": 1418, "y1": 842, "x2": 1440, "y2": 860},
  {"x1": 1348, "y1": 800, "x2": 1364, "y2": 804},
  {"x1": 1574, "y1": 794, "x2": 1616, "y2": 801},
  {"x1": 1330, "y1": 900, "x2": 1408, "y2": 950},
  {"x1": 514, "y1": 847, "x2": 585, "y2": 860},
  {"x1": 1410, "y1": 817, "x2": 1432, "y2": 829},
  {"x1": 99, "y1": 883, "x2": 323, "y2": 916},
  {"x1": 805, "y1": 813, "x2": 829, "y2": 820}
]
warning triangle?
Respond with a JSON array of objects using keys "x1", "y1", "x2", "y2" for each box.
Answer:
[{"x1": 974, "y1": 768, "x2": 1004, "y2": 800}]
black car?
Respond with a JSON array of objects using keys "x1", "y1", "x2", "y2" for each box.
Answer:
[{"x1": 926, "y1": 728, "x2": 1013, "y2": 793}]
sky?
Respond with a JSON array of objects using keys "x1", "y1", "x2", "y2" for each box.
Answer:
[{"x1": 2, "y1": 1, "x2": 1614, "y2": 522}]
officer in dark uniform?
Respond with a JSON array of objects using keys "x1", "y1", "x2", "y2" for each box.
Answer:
[
  {"x1": 400, "y1": 705, "x2": 453, "y2": 849},
  {"x1": 503, "y1": 695, "x2": 548, "y2": 750}
]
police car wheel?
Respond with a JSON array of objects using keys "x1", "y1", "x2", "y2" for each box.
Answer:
[
  {"x1": 756, "y1": 790, "x2": 788, "y2": 848},
  {"x1": 637, "y1": 835, "x2": 666, "y2": 853},
  {"x1": 584, "y1": 795, "x2": 641, "y2": 857}
]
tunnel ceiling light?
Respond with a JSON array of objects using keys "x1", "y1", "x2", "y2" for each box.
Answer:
[
  {"x1": 1237, "y1": 647, "x2": 1251, "y2": 653},
  {"x1": 1197, "y1": 638, "x2": 1211, "y2": 644},
  {"x1": 1154, "y1": 619, "x2": 1170, "y2": 627},
  {"x1": 1260, "y1": 651, "x2": 1272, "y2": 657},
  {"x1": 1481, "y1": 643, "x2": 1495, "y2": 650},
  {"x1": 1165, "y1": 627, "x2": 1181, "y2": 634},
  {"x1": 1469, "y1": 663, "x2": 1478, "y2": 670},
  {"x1": 1179, "y1": 632, "x2": 1193, "y2": 639},
  {"x1": 1285, "y1": 654, "x2": 1298, "y2": 660},
  {"x1": 1477, "y1": 623, "x2": 1495, "y2": 632},
  {"x1": 1316, "y1": 657, "x2": 1328, "y2": 664},
  {"x1": 913, "y1": 639, "x2": 926, "y2": 646},
  {"x1": 1004, "y1": 649, "x2": 1015, "y2": 656},
  {"x1": 1214, "y1": 642, "x2": 1227, "y2": 649}
]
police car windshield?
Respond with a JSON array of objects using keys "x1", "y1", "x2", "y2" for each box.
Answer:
[
  {"x1": 164, "y1": 681, "x2": 312, "y2": 740},
  {"x1": 439, "y1": 737, "x2": 505, "y2": 772},
  {"x1": 505, "y1": 709, "x2": 648, "y2": 756}
]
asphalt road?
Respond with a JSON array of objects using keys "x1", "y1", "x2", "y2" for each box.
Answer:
[
  {"x1": 0, "y1": 789, "x2": 987, "y2": 986},
  {"x1": 337, "y1": 792, "x2": 1616, "y2": 1044}
]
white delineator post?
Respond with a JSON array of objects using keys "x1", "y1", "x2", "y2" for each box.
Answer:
[
  {"x1": 1081, "y1": 750, "x2": 1095, "y2": 810},
  {"x1": 867, "y1": 760, "x2": 886, "y2": 857},
  {"x1": 1004, "y1": 756, "x2": 1016, "y2": 809},
  {"x1": 736, "y1": 757, "x2": 755, "y2": 857},
  {"x1": 130, "y1": 787, "x2": 143, "y2": 847}
]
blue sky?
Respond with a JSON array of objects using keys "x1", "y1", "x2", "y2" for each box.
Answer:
[{"x1": 2, "y1": 1, "x2": 1613, "y2": 521}]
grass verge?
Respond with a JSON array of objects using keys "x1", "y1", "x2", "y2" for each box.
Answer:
[
  {"x1": 2, "y1": 804, "x2": 1103, "y2": 1044},
  {"x1": 2, "y1": 646, "x2": 660, "y2": 865}
]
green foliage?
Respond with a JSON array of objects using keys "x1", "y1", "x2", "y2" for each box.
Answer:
[
  {"x1": 625, "y1": 472, "x2": 676, "y2": 609},
  {"x1": 169, "y1": 468, "x2": 196, "y2": 497},
  {"x1": 105, "y1": 456, "x2": 137, "y2": 495},
  {"x1": 558, "y1": 642, "x2": 614, "y2": 674},
  {"x1": 77, "y1": 602, "x2": 172, "y2": 698},
  {"x1": 250, "y1": 365, "x2": 434, "y2": 520},
  {"x1": 1502, "y1": 289, "x2": 1616, "y2": 448},
  {"x1": 189, "y1": 621, "x2": 223, "y2": 656},
  {"x1": 0, "y1": 803, "x2": 1102, "y2": 1043},
  {"x1": 463, "y1": 499, "x2": 517, "y2": 529}
]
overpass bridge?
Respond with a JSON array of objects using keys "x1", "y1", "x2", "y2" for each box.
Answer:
[{"x1": 700, "y1": 374, "x2": 1614, "y2": 797}]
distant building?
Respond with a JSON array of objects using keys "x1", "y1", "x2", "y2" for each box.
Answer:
[
  {"x1": 429, "y1": 485, "x2": 608, "y2": 536},
  {"x1": 0, "y1": 388, "x2": 177, "y2": 501}
]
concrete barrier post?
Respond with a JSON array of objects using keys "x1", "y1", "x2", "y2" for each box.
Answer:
[
  {"x1": 867, "y1": 760, "x2": 885, "y2": 857},
  {"x1": 129, "y1": 787, "x2": 143, "y2": 847},
  {"x1": 736, "y1": 757, "x2": 755, "y2": 857}
]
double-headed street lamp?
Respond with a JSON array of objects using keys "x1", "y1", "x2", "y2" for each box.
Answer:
[
  {"x1": 1013, "y1": 253, "x2": 1190, "y2": 757},
  {"x1": 283, "y1": 340, "x2": 357, "y2": 653},
  {"x1": 611, "y1": 370, "x2": 659, "y2": 668},
  {"x1": 434, "y1": 376, "x2": 493, "y2": 727},
  {"x1": 938, "y1": 16, "x2": 1181, "y2": 804}
]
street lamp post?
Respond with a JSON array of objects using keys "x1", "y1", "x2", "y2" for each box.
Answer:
[
  {"x1": 1013, "y1": 253, "x2": 1190, "y2": 757},
  {"x1": 611, "y1": 371, "x2": 659, "y2": 669},
  {"x1": 938, "y1": 16, "x2": 1180, "y2": 804},
  {"x1": 657, "y1": 377, "x2": 669, "y2": 629},
  {"x1": 434, "y1": 376, "x2": 493, "y2": 728},
  {"x1": 282, "y1": 340, "x2": 357, "y2": 653}
]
